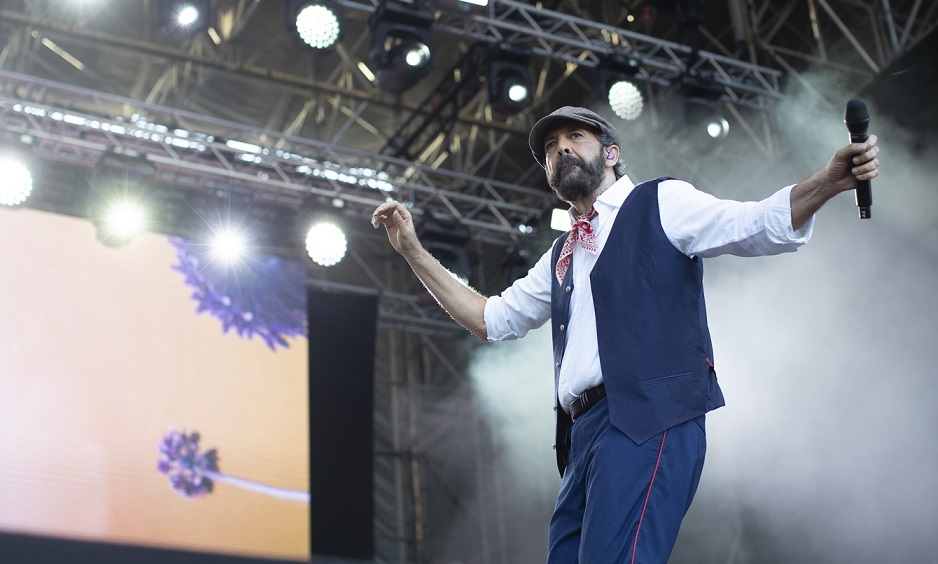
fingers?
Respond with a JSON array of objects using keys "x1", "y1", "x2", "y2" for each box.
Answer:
[
  {"x1": 371, "y1": 200, "x2": 409, "y2": 229},
  {"x1": 849, "y1": 134, "x2": 880, "y2": 180},
  {"x1": 854, "y1": 159, "x2": 880, "y2": 180}
]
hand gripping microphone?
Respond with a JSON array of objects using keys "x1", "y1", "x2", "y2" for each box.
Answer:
[{"x1": 844, "y1": 98, "x2": 872, "y2": 219}]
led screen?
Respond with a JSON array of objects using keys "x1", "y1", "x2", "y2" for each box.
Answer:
[{"x1": 0, "y1": 207, "x2": 309, "y2": 561}]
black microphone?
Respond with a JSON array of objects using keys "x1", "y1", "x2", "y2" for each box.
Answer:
[{"x1": 844, "y1": 98, "x2": 872, "y2": 219}]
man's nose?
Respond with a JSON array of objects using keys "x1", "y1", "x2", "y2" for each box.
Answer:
[{"x1": 554, "y1": 141, "x2": 573, "y2": 156}]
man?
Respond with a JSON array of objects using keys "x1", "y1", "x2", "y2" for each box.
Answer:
[{"x1": 371, "y1": 106, "x2": 880, "y2": 563}]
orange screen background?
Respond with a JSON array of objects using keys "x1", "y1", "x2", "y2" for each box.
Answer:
[{"x1": 0, "y1": 207, "x2": 310, "y2": 561}]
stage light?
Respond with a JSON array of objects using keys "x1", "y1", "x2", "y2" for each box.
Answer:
[
  {"x1": 0, "y1": 155, "x2": 33, "y2": 207},
  {"x1": 286, "y1": 1, "x2": 342, "y2": 50},
  {"x1": 305, "y1": 222, "x2": 347, "y2": 267},
  {"x1": 158, "y1": 0, "x2": 210, "y2": 38},
  {"x1": 177, "y1": 3, "x2": 199, "y2": 26},
  {"x1": 484, "y1": 44, "x2": 532, "y2": 115},
  {"x1": 707, "y1": 117, "x2": 730, "y2": 139},
  {"x1": 212, "y1": 229, "x2": 247, "y2": 263},
  {"x1": 598, "y1": 52, "x2": 644, "y2": 120},
  {"x1": 103, "y1": 200, "x2": 146, "y2": 243},
  {"x1": 90, "y1": 155, "x2": 155, "y2": 246},
  {"x1": 678, "y1": 97, "x2": 731, "y2": 146},
  {"x1": 608, "y1": 80, "x2": 643, "y2": 121},
  {"x1": 368, "y1": 0, "x2": 434, "y2": 94}
]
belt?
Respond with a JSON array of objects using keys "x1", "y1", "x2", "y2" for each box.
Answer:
[{"x1": 569, "y1": 384, "x2": 606, "y2": 421}]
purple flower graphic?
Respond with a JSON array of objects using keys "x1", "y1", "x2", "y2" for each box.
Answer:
[
  {"x1": 170, "y1": 237, "x2": 307, "y2": 350},
  {"x1": 157, "y1": 429, "x2": 219, "y2": 498},
  {"x1": 157, "y1": 429, "x2": 308, "y2": 502}
]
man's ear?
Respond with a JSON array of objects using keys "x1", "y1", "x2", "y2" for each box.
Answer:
[{"x1": 604, "y1": 146, "x2": 619, "y2": 163}]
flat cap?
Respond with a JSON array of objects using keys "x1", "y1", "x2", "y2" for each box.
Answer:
[{"x1": 528, "y1": 106, "x2": 620, "y2": 167}]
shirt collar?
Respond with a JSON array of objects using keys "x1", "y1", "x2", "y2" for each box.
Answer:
[
  {"x1": 567, "y1": 175, "x2": 635, "y2": 222},
  {"x1": 597, "y1": 174, "x2": 635, "y2": 210}
]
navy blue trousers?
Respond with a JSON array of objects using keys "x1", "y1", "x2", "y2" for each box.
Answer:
[{"x1": 547, "y1": 398, "x2": 707, "y2": 563}]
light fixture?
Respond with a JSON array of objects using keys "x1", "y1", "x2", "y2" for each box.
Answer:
[
  {"x1": 286, "y1": 1, "x2": 343, "y2": 50},
  {"x1": 484, "y1": 44, "x2": 533, "y2": 115},
  {"x1": 679, "y1": 66, "x2": 730, "y2": 142},
  {"x1": 90, "y1": 155, "x2": 154, "y2": 247},
  {"x1": 158, "y1": 0, "x2": 211, "y2": 38},
  {"x1": 597, "y1": 52, "x2": 644, "y2": 121},
  {"x1": 0, "y1": 154, "x2": 34, "y2": 207},
  {"x1": 368, "y1": 0, "x2": 435, "y2": 94},
  {"x1": 212, "y1": 228, "x2": 247, "y2": 263},
  {"x1": 707, "y1": 116, "x2": 730, "y2": 139},
  {"x1": 305, "y1": 222, "x2": 347, "y2": 267},
  {"x1": 680, "y1": 98, "x2": 731, "y2": 143}
]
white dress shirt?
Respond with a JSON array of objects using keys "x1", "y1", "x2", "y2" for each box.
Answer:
[{"x1": 483, "y1": 175, "x2": 814, "y2": 414}]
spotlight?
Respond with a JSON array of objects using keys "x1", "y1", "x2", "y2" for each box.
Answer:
[
  {"x1": 104, "y1": 200, "x2": 147, "y2": 242},
  {"x1": 158, "y1": 0, "x2": 211, "y2": 38},
  {"x1": 597, "y1": 52, "x2": 644, "y2": 120},
  {"x1": 679, "y1": 98, "x2": 731, "y2": 144},
  {"x1": 212, "y1": 229, "x2": 247, "y2": 263},
  {"x1": 608, "y1": 80, "x2": 643, "y2": 121},
  {"x1": 0, "y1": 155, "x2": 34, "y2": 207},
  {"x1": 484, "y1": 44, "x2": 533, "y2": 115},
  {"x1": 707, "y1": 117, "x2": 730, "y2": 139},
  {"x1": 368, "y1": 0, "x2": 434, "y2": 94},
  {"x1": 285, "y1": 1, "x2": 342, "y2": 50},
  {"x1": 90, "y1": 155, "x2": 154, "y2": 247},
  {"x1": 305, "y1": 222, "x2": 347, "y2": 267}
]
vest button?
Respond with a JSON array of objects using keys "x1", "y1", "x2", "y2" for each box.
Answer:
[
  {"x1": 559, "y1": 324, "x2": 565, "y2": 331},
  {"x1": 555, "y1": 361, "x2": 561, "y2": 368},
  {"x1": 565, "y1": 285, "x2": 572, "y2": 293}
]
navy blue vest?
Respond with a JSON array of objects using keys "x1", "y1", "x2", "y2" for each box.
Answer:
[{"x1": 550, "y1": 177, "x2": 725, "y2": 476}]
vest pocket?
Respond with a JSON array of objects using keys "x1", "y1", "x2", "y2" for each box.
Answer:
[{"x1": 643, "y1": 371, "x2": 692, "y2": 385}]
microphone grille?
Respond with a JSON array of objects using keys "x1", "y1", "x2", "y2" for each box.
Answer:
[{"x1": 845, "y1": 98, "x2": 869, "y2": 123}]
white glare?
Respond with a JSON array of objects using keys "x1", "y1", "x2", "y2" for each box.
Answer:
[
  {"x1": 608, "y1": 80, "x2": 643, "y2": 121},
  {"x1": 177, "y1": 4, "x2": 200, "y2": 27},
  {"x1": 507, "y1": 83, "x2": 529, "y2": 103},
  {"x1": 212, "y1": 230, "x2": 247, "y2": 262},
  {"x1": 296, "y1": 4, "x2": 341, "y2": 49},
  {"x1": 0, "y1": 157, "x2": 33, "y2": 206},
  {"x1": 305, "y1": 223, "x2": 347, "y2": 267},
  {"x1": 550, "y1": 208, "x2": 572, "y2": 232},
  {"x1": 707, "y1": 117, "x2": 730, "y2": 139},
  {"x1": 405, "y1": 44, "x2": 431, "y2": 67},
  {"x1": 105, "y1": 201, "x2": 146, "y2": 240}
]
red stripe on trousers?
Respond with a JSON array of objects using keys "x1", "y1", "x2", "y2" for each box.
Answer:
[{"x1": 631, "y1": 429, "x2": 668, "y2": 564}]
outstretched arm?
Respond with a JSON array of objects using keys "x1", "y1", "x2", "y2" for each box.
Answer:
[
  {"x1": 372, "y1": 201, "x2": 488, "y2": 340},
  {"x1": 790, "y1": 134, "x2": 880, "y2": 230}
]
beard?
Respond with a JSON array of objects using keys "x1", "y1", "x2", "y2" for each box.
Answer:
[{"x1": 548, "y1": 152, "x2": 606, "y2": 204}]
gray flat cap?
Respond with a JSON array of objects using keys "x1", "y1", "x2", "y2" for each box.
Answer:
[{"x1": 528, "y1": 106, "x2": 620, "y2": 167}]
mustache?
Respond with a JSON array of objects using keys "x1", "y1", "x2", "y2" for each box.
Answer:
[{"x1": 556, "y1": 155, "x2": 585, "y2": 170}]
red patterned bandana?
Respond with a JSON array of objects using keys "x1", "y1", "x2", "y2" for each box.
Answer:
[{"x1": 555, "y1": 206, "x2": 598, "y2": 283}]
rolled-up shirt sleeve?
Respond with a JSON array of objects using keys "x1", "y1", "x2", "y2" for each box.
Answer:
[
  {"x1": 659, "y1": 179, "x2": 814, "y2": 258},
  {"x1": 483, "y1": 244, "x2": 554, "y2": 341}
]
